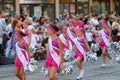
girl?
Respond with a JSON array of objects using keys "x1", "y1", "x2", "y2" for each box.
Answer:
[
  {"x1": 10, "y1": 20, "x2": 20, "y2": 59},
  {"x1": 59, "y1": 25, "x2": 69, "y2": 51},
  {"x1": 14, "y1": 30, "x2": 30, "y2": 80},
  {"x1": 22, "y1": 20, "x2": 31, "y2": 46},
  {"x1": 94, "y1": 25, "x2": 101, "y2": 43},
  {"x1": 99, "y1": 21, "x2": 113, "y2": 67},
  {"x1": 73, "y1": 28, "x2": 90, "y2": 80},
  {"x1": 67, "y1": 21, "x2": 76, "y2": 50},
  {"x1": 44, "y1": 24, "x2": 64, "y2": 80},
  {"x1": 94, "y1": 26, "x2": 102, "y2": 57}
]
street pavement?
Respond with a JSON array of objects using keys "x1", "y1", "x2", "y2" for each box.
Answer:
[{"x1": 0, "y1": 57, "x2": 120, "y2": 80}]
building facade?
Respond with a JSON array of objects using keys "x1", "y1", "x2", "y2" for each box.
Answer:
[{"x1": 0, "y1": 0, "x2": 120, "y2": 18}]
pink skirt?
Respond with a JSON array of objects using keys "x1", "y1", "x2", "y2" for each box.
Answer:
[
  {"x1": 99, "y1": 40, "x2": 108, "y2": 48},
  {"x1": 15, "y1": 51, "x2": 28, "y2": 67},
  {"x1": 15, "y1": 57, "x2": 23, "y2": 67},
  {"x1": 44, "y1": 55, "x2": 58, "y2": 68},
  {"x1": 74, "y1": 51, "x2": 84, "y2": 61}
]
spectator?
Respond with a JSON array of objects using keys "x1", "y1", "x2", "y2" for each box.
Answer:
[
  {"x1": 90, "y1": 14, "x2": 99, "y2": 29},
  {"x1": 32, "y1": 16, "x2": 38, "y2": 29},
  {"x1": 85, "y1": 27, "x2": 94, "y2": 47},
  {"x1": 0, "y1": 11, "x2": 5, "y2": 54}
]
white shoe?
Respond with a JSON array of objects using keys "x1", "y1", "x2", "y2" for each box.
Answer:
[
  {"x1": 76, "y1": 70, "x2": 84, "y2": 79},
  {"x1": 110, "y1": 58, "x2": 114, "y2": 64},
  {"x1": 100, "y1": 64, "x2": 107, "y2": 68}
]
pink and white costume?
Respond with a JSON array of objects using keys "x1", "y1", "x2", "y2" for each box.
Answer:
[
  {"x1": 74, "y1": 37, "x2": 86, "y2": 61},
  {"x1": 44, "y1": 37, "x2": 60, "y2": 68},
  {"x1": 15, "y1": 41, "x2": 29, "y2": 68},
  {"x1": 99, "y1": 29, "x2": 110, "y2": 48}
]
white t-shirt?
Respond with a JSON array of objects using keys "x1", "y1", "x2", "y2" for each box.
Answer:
[
  {"x1": 28, "y1": 25, "x2": 39, "y2": 48},
  {"x1": 6, "y1": 24, "x2": 12, "y2": 35},
  {"x1": 90, "y1": 18, "x2": 99, "y2": 26},
  {"x1": 85, "y1": 32, "x2": 93, "y2": 42}
]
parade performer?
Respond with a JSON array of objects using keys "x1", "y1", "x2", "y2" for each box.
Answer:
[
  {"x1": 73, "y1": 27, "x2": 90, "y2": 80},
  {"x1": 67, "y1": 21, "x2": 76, "y2": 50},
  {"x1": 44, "y1": 24, "x2": 64, "y2": 80},
  {"x1": 14, "y1": 30, "x2": 30, "y2": 80},
  {"x1": 22, "y1": 20, "x2": 31, "y2": 45},
  {"x1": 10, "y1": 20, "x2": 19, "y2": 59},
  {"x1": 99, "y1": 21, "x2": 113, "y2": 67},
  {"x1": 59, "y1": 25, "x2": 69, "y2": 51}
]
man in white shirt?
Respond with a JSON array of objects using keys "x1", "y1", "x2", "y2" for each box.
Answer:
[
  {"x1": 0, "y1": 11, "x2": 5, "y2": 54},
  {"x1": 90, "y1": 14, "x2": 99, "y2": 29}
]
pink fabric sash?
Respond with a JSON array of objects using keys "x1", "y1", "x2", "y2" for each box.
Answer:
[
  {"x1": 15, "y1": 42, "x2": 29, "y2": 71},
  {"x1": 67, "y1": 28, "x2": 76, "y2": 50},
  {"x1": 48, "y1": 37, "x2": 60, "y2": 66},
  {"x1": 59, "y1": 34, "x2": 68, "y2": 49},
  {"x1": 74, "y1": 38, "x2": 86, "y2": 62},
  {"x1": 100, "y1": 29, "x2": 110, "y2": 47}
]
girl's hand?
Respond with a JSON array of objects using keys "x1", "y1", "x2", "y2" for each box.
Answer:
[{"x1": 60, "y1": 63, "x2": 65, "y2": 69}]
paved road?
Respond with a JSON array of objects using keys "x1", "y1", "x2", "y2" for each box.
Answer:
[{"x1": 0, "y1": 57, "x2": 120, "y2": 80}]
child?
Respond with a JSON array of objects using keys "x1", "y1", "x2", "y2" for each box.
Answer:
[
  {"x1": 14, "y1": 30, "x2": 31, "y2": 80},
  {"x1": 67, "y1": 21, "x2": 76, "y2": 50},
  {"x1": 85, "y1": 27, "x2": 94, "y2": 47},
  {"x1": 94, "y1": 26, "x2": 102, "y2": 56},
  {"x1": 73, "y1": 28, "x2": 90, "y2": 80},
  {"x1": 44, "y1": 24, "x2": 64, "y2": 80},
  {"x1": 99, "y1": 21, "x2": 113, "y2": 67},
  {"x1": 59, "y1": 25, "x2": 69, "y2": 51},
  {"x1": 94, "y1": 25, "x2": 101, "y2": 43},
  {"x1": 22, "y1": 20, "x2": 31, "y2": 45}
]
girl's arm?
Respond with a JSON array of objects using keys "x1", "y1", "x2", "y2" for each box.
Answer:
[
  {"x1": 109, "y1": 30, "x2": 112, "y2": 42},
  {"x1": 72, "y1": 44, "x2": 75, "y2": 52},
  {"x1": 58, "y1": 39, "x2": 64, "y2": 68},
  {"x1": 28, "y1": 31, "x2": 31, "y2": 46},
  {"x1": 25, "y1": 43, "x2": 31, "y2": 62},
  {"x1": 96, "y1": 33, "x2": 102, "y2": 43},
  {"x1": 84, "y1": 39, "x2": 91, "y2": 52},
  {"x1": 31, "y1": 28, "x2": 38, "y2": 34}
]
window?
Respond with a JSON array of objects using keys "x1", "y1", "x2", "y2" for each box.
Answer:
[
  {"x1": 4, "y1": 0, "x2": 14, "y2": 3},
  {"x1": 113, "y1": 1, "x2": 119, "y2": 12},
  {"x1": 0, "y1": 0, "x2": 15, "y2": 14},
  {"x1": 93, "y1": 1, "x2": 100, "y2": 14},
  {"x1": 0, "y1": 4, "x2": 2, "y2": 11},
  {"x1": 101, "y1": 1, "x2": 109, "y2": 14},
  {"x1": 4, "y1": 4, "x2": 14, "y2": 14}
]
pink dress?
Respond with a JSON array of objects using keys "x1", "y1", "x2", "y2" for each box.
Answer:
[
  {"x1": 74, "y1": 38, "x2": 86, "y2": 61},
  {"x1": 44, "y1": 37, "x2": 59, "y2": 68},
  {"x1": 25, "y1": 29, "x2": 29, "y2": 36},
  {"x1": 94, "y1": 30, "x2": 101, "y2": 43},
  {"x1": 73, "y1": 21, "x2": 84, "y2": 29},
  {"x1": 99, "y1": 29, "x2": 110, "y2": 48},
  {"x1": 15, "y1": 41, "x2": 28, "y2": 67}
]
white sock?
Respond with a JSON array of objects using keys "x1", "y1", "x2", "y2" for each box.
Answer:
[{"x1": 76, "y1": 69, "x2": 84, "y2": 79}]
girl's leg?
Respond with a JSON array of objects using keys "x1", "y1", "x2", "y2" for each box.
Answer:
[
  {"x1": 48, "y1": 67, "x2": 51, "y2": 76},
  {"x1": 76, "y1": 57, "x2": 84, "y2": 79},
  {"x1": 19, "y1": 66, "x2": 26, "y2": 80},
  {"x1": 76, "y1": 57, "x2": 83, "y2": 70},
  {"x1": 102, "y1": 47, "x2": 112, "y2": 64},
  {"x1": 15, "y1": 67, "x2": 21, "y2": 79},
  {"x1": 49, "y1": 67, "x2": 58, "y2": 80},
  {"x1": 102, "y1": 47, "x2": 107, "y2": 64}
]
